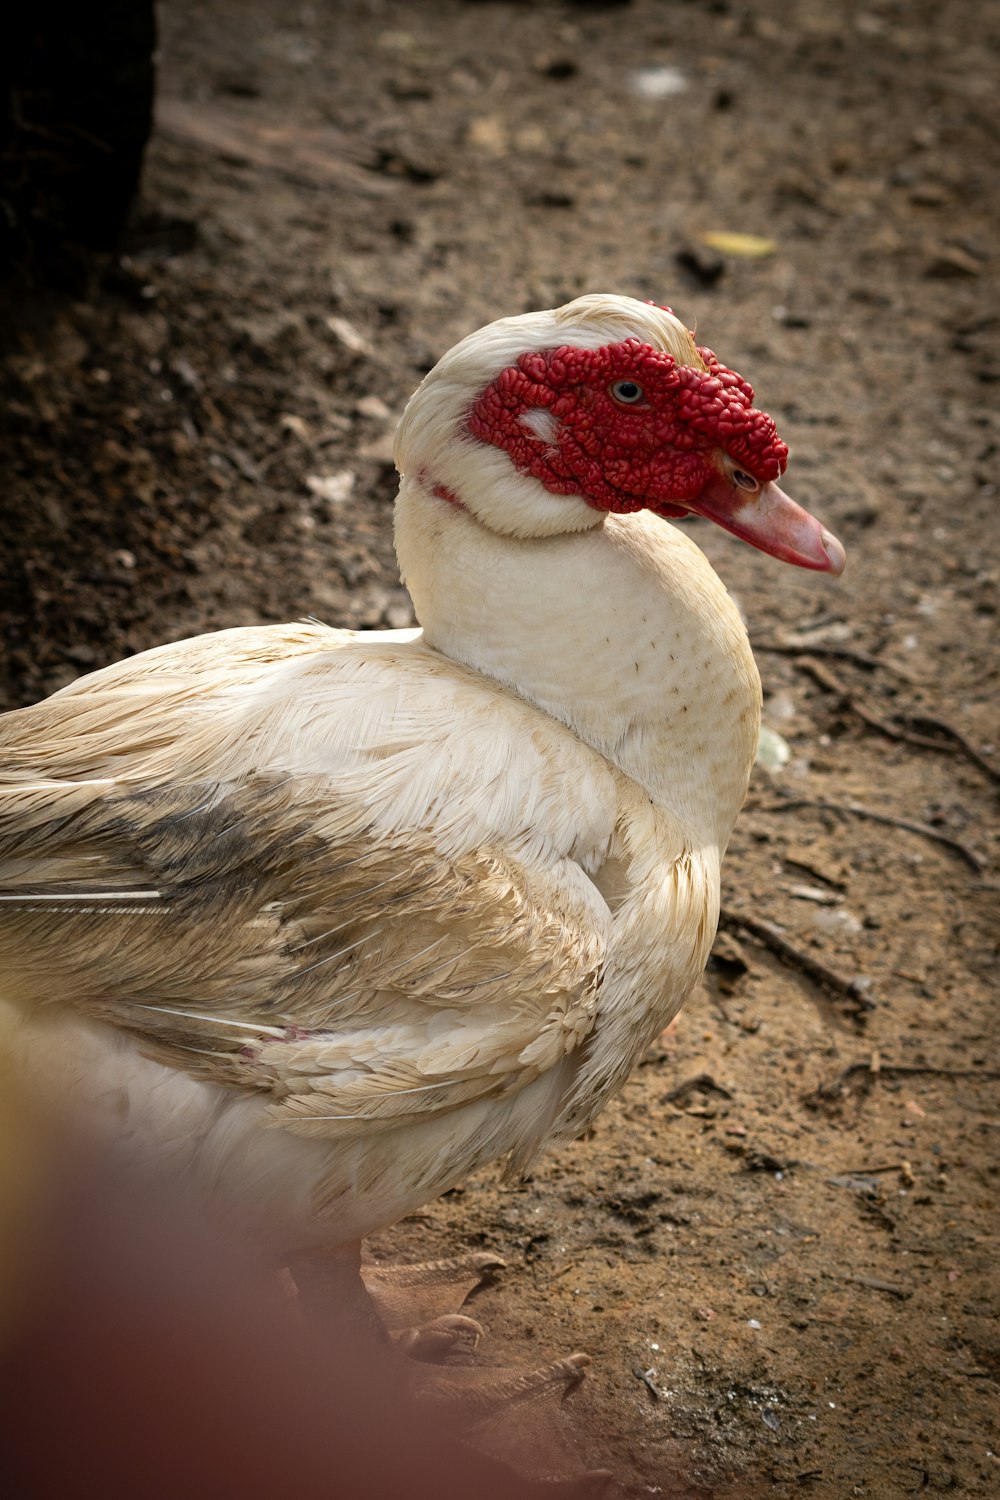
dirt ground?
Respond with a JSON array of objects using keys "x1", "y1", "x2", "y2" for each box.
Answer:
[{"x1": 2, "y1": 1, "x2": 998, "y2": 1495}]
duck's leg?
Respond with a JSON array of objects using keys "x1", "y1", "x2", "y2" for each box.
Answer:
[
  {"x1": 288, "y1": 1244, "x2": 500, "y2": 1363},
  {"x1": 288, "y1": 1240, "x2": 385, "y2": 1344}
]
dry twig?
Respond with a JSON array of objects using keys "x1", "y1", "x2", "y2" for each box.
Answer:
[
  {"x1": 633, "y1": 1367, "x2": 665, "y2": 1402},
  {"x1": 846, "y1": 1161, "x2": 915, "y2": 1182},
  {"x1": 898, "y1": 713, "x2": 1000, "y2": 785},
  {"x1": 719, "y1": 908, "x2": 873, "y2": 1017},
  {"x1": 758, "y1": 797, "x2": 985, "y2": 872},
  {"x1": 840, "y1": 1060, "x2": 1000, "y2": 1084},
  {"x1": 810, "y1": 1057, "x2": 1000, "y2": 1105},
  {"x1": 752, "y1": 638, "x2": 896, "y2": 673},
  {"x1": 846, "y1": 1274, "x2": 911, "y2": 1299},
  {"x1": 796, "y1": 656, "x2": 998, "y2": 783}
]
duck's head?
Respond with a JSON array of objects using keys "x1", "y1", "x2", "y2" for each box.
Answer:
[{"x1": 394, "y1": 293, "x2": 844, "y2": 574}]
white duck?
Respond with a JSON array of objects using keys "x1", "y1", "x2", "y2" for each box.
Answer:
[{"x1": 0, "y1": 294, "x2": 843, "y2": 1289}]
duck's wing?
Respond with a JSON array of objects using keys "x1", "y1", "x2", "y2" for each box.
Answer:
[{"x1": 0, "y1": 623, "x2": 622, "y2": 1139}]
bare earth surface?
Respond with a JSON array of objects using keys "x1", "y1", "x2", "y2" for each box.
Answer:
[{"x1": 2, "y1": 2, "x2": 997, "y2": 1495}]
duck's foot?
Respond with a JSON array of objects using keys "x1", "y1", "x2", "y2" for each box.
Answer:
[
  {"x1": 413, "y1": 1349, "x2": 590, "y2": 1414},
  {"x1": 289, "y1": 1244, "x2": 606, "y2": 1491},
  {"x1": 397, "y1": 1311, "x2": 485, "y2": 1361},
  {"x1": 414, "y1": 1353, "x2": 612, "y2": 1496},
  {"x1": 361, "y1": 1250, "x2": 505, "y2": 1363}
]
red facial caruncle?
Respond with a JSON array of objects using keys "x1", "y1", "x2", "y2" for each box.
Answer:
[{"x1": 466, "y1": 338, "x2": 789, "y2": 518}]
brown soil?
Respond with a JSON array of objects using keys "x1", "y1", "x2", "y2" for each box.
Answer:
[{"x1": 2, "y1": 2, "x2": 997, "y2": 1495}]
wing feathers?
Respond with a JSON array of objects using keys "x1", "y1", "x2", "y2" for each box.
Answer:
[{"x1": 0, "y1": 626, "x2": 622, "y2": 1137}]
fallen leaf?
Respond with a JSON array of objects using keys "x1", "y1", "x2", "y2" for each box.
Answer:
[{"x1": 700, "y1": 231, "x2": 777, "y2": 259}]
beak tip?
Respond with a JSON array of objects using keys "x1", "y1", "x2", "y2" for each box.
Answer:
[{"x1": 821, "y1": 528, "x2": 847, "y2": 577}]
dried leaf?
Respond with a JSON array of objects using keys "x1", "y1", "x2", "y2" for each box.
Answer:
[{"x1": 700, "y1": 231, "x2": 777, "y2": 259}]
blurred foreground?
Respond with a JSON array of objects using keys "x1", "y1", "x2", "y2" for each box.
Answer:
[{"x1": 0, "y1": 1083, "x2": 595, "y2": 1498}]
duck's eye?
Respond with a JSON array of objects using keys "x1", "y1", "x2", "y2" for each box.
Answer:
[
  {"x1": 609, "y1": 380, "x2": 644, "y2": 405},
  {"x1": 732, "y1": 469, "x2": 759, "y2": 492}
]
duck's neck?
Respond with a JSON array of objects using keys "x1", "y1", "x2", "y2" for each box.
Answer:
[{"x1": 394, "y1": 477, "x2": 761, "y2": 851}]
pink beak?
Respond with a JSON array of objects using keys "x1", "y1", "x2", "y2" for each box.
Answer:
[{"x1": 681, "y1": 473, "x2": 846, "y2": 575}]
